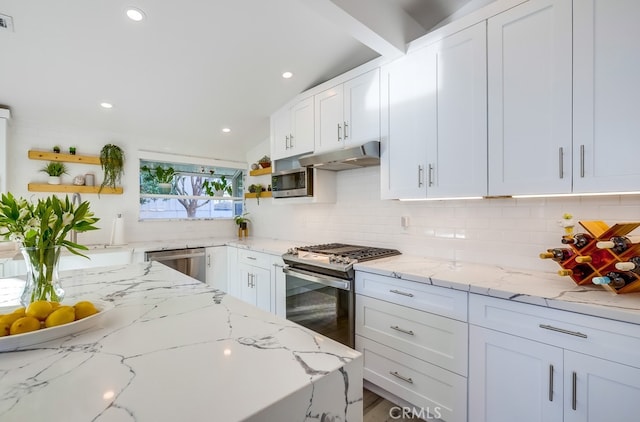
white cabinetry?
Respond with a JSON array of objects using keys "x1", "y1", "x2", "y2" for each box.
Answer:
[
  {"x1": 205, "y1": 246, "x2": 228, "y2": 291},
  {"x1": 232, "y1": 248, "x2": 276, "y2": 313},
  {"x1": 487, "y1": 0, "x2": 572, "y2": 196},
  {"x1": 381, "y1": 22, "x2": 487, "y2": 200},
  {"x1": 469, "y1": 294, "x2": 640, "y2": 422},
  {"x1": 355, "y1": 271, "x2": 468, "y2": 422},
  {"x1": 272, "y1": 256, "x2": 286, "y2": 318},
  {"x1": 314, "y1": 69, "x2": 380, "y2": 153},
  {"x1": 573, "y1": 0, "x2": 640, "y2": 193},
  {"x1": 271, "y1": 96, "x2": 314, "y2": 160}
]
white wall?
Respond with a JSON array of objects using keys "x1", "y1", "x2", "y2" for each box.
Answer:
[
  {"x1": 5, "y1": 121, "x2": 246, "y2": 245},
  {"x1": 245, "y1": 165, "x2": 640, "y2": 272}
]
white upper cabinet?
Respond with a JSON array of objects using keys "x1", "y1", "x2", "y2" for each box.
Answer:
[
  {"x1": 573, "y1": 0, "x2": 640, "y2": 193},
  {"x1": 271, "y1": 96, "x2": 314, "y2": 161},
  {"x1": 380, "y1": 45, "x2": 435, "y2": 200},
  {"x1": 487, "y1": 0, "x2": 572, "y2": 196},
  {"x1": 381, "y1": 22, "x2": 487, "y2": 200},
  {"x1": 428, "y1": 22, "x2": 487, "y2": 199},
  {"x1": 315, "y1": 69, "x2": 380, "y2": 153}
]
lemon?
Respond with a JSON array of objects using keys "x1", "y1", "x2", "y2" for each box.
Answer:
[
  {"x1": 45, "y1": 306, "x2": 75, "y2": 328},
  {"x1": 49, "y1": 301, "x2": 61, "y2": 310},
  {"x1": 0, "y1": 321, "x2": 10, "y2": 337},
  {"x1": 0, "y1": 312, "x2": 24, "y2": 327},
  {"x1": 26, "y1": 300, "x2": 54, "y2": 321},
  {"x1": 10, "y1": 316, "x2": 41, "y2": 335},
  {"x1": 12, "y1": 307, "x2": 26, "y2": 316},
  {"x1": 74, "y1": 301, "x2": 98, "y2": 320}
]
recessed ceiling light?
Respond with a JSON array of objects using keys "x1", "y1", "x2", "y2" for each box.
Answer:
[
  {"x1": 100, "y1": 102, "x2": 113, "y2": 109},
  {"x1": 126, "y1": 7, "x2": 145, "y2": 22},
  {"x1": 222, "y1": 128, "x2": 231, "y2": 133},
  {"x1": 282, "y1": 71, "x2": 293, "y2": 79}
]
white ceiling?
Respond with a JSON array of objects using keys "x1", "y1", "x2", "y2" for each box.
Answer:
[{"x1": 0, "y1": 0, "x2": 474, "y2": 156}]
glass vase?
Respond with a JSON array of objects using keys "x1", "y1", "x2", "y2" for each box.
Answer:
[{"x1": 20, "y1": 245, "x2": 64, "y2": 306}]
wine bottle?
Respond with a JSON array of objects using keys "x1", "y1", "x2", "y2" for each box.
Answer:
[
  {"x1": 539, "y1": 248, "x2": 574, "y2": 262},
  {"x1": 561, "y1": 233, "x2": 594, "y2": 249},
  {"x1": 596, "y1": 235, "x2": 640, "y2": 254},
  {"x1": 557, "y1": 264, "x2": 592, "y2": 281},
  {"x1": 575, "y1": 248, "x2": 612, "y2": 268},
  {"x1": 614, "y1": 256, "x2": 640, "y2": 274},
  {"x1": 592, "y1": 271, "x2": 635, "y2": 289}
]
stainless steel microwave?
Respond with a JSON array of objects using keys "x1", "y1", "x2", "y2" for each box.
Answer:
[{"x1": 271, "y1": 168, "x2": 313, "y2": 198}]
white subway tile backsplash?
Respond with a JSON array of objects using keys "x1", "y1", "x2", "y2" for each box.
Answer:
[{"x1": 246, "y1": 166, "x2": 640, "y2": 272}]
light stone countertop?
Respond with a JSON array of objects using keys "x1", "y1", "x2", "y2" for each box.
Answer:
[
  {"x1": 354, "y1": 255, "x2": 640, "y2": 326},
  {"x1": 0, "y1": 261, "x2": 363, "y2": 421}
]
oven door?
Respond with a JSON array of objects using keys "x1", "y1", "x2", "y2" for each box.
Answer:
[{"x1": 283, "y1": 267, "x2": 354, "y2": 348}]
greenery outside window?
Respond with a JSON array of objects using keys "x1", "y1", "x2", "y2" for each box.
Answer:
[{"x1": 138, "y1": 151, "x2": 245, "y2": 221}]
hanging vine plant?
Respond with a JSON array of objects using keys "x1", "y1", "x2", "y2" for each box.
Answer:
[{"x1": 99, "y1": 144, "x2": 125, "y2": 193}]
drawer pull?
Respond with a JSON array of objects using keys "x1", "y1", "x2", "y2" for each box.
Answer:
[
  {"x1": 548, "y1": 364, "x2": 554, "y2": 402},
  {"x1": 389, "y1": 371, "x2": 414, "y2": 384},
  {"x1": 246, "y1": 256, "x2": 257, "y2": 260},
  {"x1": 389, "y1": 289, "x2": 414, "y2": 297},
  {"x1": 539, "y1": 324, "x2": 587, "y2": 338},
  {"x1": 390, "y1": 325, "x2": 415, "y2": 336}
]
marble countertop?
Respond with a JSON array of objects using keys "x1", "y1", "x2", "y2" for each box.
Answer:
[
  {"x1": 0, "y1": 262, "x2": 362, "y2": 421},
  {"x1": 354, "y1": 255, "x2": 640, "y2": 326}
]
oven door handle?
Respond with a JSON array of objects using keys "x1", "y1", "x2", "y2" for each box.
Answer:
[{"x1": 283, "y1": 267, "x2": 351, "y2": 291}]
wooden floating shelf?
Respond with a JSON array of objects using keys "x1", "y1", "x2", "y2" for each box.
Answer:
[
  {"x1": 249, "y1": 167, "x2": 272, "y2": 176},
  {"x1": 244, "y1": 191, "x2": 272, "y2": 199},
  {"x1": 28, "y1": 150, "x2": 101, "y2": 165},
  {"x1": 28, "y1": 184, "x2": 123, "y2": 194}
]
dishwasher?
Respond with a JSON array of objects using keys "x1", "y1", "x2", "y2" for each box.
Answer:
[{"x1": 145, "y1": 247, "x2": 207, "y2": 283}]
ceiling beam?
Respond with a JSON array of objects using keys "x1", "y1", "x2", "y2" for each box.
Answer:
[{"x1": 300, "y1": 0, "x2": 425, "y2": 58}]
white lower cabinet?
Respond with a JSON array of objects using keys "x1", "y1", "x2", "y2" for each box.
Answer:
[
  {"x1": 205, "y1": 246, "x2": 228, "y2": 291},
  {"x1": 272, "y1": 256, "x2": 286, "y2": 318},
  {"x1": 355, "y1": 271, "x2": 468, "y2": 422},
  {"x1": 469, "y1": 294, "x2": 640, "y2": 422},
  {"x1": 239, "y1": 263, "x2": 271, "y2": 312}
]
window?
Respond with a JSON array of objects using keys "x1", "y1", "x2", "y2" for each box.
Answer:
[{"x1": 138, "y1": 151, "x2": 245, "y2": 221}]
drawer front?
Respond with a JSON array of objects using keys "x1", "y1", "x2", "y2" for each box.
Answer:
[
  {"x1": 237, "y1": 249, "x2": 273, "y2": 268},
  {"x1": 357, "y1": 335, "x2": 467, "y2": 422},
  {"x1": 469, "y1": 294, "x2": 640, "y2": 369},
  {"x1": 356, "y1": 271, "x2": 468, "y2": 321},
  {"x1": 356, "y1": 294, "x2": 468, "y2": 376}
]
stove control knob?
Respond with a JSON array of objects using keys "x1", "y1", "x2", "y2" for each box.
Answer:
[{"x1": 287, "y1": 247, "x2": 298, "y2": 255}]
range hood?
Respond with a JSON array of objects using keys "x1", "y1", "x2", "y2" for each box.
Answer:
[{"x1": 298, "y1": 140, "x2": 380, "y2": 171}]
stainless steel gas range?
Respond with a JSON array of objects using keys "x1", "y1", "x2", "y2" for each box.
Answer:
[{"x1": 282, "y1": 243, "x2": 401, "y2": 348}]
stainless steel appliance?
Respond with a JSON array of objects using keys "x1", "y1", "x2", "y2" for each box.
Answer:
[
  {"x1": 271, "y1": 167, "x2": 313, "y2": 198},
  {"x1": 282, "y1": 243, "x2": 401, "y2": 348},
  {"x1": 298, "y1": 140, "x2": 380, "y2": 171},
  {"x1": 145, "y1": 247, "x2": 207, "y2": 283}
]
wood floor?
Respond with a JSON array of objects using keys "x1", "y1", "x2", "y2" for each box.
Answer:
[{"x1": 363, "y1": 388, "x2": 425, "y2": 421}]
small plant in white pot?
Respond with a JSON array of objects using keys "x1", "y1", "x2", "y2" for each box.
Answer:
[
  {"x1": 40, "y1": 162, "x2": 68, "y2": 185},
  {"x1": 141, "y1": 165, "x2": 176, "y2": 194}
]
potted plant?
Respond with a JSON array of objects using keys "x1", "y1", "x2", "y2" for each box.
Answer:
[
  {"x1": 53, "y1": 145, "x2": 61, "y2": 153},
  {"x1": 211, "y1": 175, "x2": 232, "y2": 196},
  {"x1": 141, "y1": 165, "x2": 176, "y2": 194},
  {"x1": 69, "y1": 146, "x2": 76, "y2": 155},
  {"x1": 40, "y1": 161, "x2": 68, "y2": 185},
  {"x1": 248, "y1": 183, "x2": 265, "y2": 204},
  {"x1": 99, "y1": 144, "x2": 125, "y2": 193},
  {"x1": 234, "y1": 213, "x2": 250, "y2": 238},
  {"x1": 258, "y1": 155, "x2": 271, "y2": 168}
]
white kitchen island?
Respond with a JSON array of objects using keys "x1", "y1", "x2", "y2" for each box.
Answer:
[{"x1": 0, "y1": 261, "x2": 363, "y2": 421}]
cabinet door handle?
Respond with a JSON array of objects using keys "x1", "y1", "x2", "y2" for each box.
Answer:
[
  {"x1": 247, "y1": 256, "x2": 257, "y2": 261},
  {"x1": 548, "y1": 364, "x2": 554, "y2": 402},
  {"x1": 344, "y1": 121, "x2": 349, "y2": 139},
  {"x1": 417, "y1": 165, "x2": 424, "y2": 188},
  {"x1": 539, "y1": 324, "x2": 587, "y2": 338},
  {"x1": 207, "y1": 254, "x2": 211, "y2": 267},
  {"x1": 289, "y1": 134, "x2": 294, "y2": 148},
  {"x1": 580, "y1": 145, "x2": 585, "y2": 178},
  {"x1": 572, "y1": 371, "x2": 577, "y2": 410},
  {"x1": 285, "y1": 135, "x2": 290, "y2": 149},
  {"x1": 389, "y1": 289, "x2": 414, "y2": 298},
  {"x1": 337, "y1": 123, "x2": 342, "y2": 141},
  {"x1": 390, "y1": 325, "x2": 415, "y2": 336},
  {"x1": 558, "y1": 147, "x2": 564, "y2": 179},
  {"x1": 428, "y1": 164, "x2": 434, "y2": 187},
  {"x1": 389, "y1": 371, "x2": 413, "y2": 384}
]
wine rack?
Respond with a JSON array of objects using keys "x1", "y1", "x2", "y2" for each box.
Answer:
[{"x1": 545, "y1": 220, "x2": 640, "y2": 294}]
